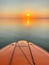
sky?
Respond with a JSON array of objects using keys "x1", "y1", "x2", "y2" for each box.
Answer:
[
  {"x1": 0, "y1": 0, "x2": 49, "y2": 51},
  {"x1": 0, "y1": 0, "x2": 49, "y2": 17}
]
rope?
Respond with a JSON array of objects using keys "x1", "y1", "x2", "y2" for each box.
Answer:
[
  {"x1": 28, "y1": 43, "x2": 35, "y2": 65},
  {"x1": 8, "y1": 42, "x2": 35, "y2": 65},
  {"x1": 8, "y1": 43, "x2": 16, "y2": 65},
  {"x1": 18, "y1": 44, "x2": 33, "y2": 65}
]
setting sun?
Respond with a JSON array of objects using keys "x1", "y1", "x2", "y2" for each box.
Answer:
[
  {"x1": 26, "y1": 12, "x2": 31, "y2": 17},
  {"x1": 24, "y1": 12, "x2": 31, "y2": 25}
]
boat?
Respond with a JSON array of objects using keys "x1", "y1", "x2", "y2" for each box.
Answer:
[{"x1": 0, "y1": 40, "x2": 49, "y2": 65}]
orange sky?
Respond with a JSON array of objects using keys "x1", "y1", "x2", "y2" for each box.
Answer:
[{"x1": 0, "y1": 11, "x2": 49, "y2": 18}]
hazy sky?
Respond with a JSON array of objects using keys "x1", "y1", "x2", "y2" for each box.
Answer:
[{"x1": 0, "y1": 0, "x2": 49, "y2": 16}]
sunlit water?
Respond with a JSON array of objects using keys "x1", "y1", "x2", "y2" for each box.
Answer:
[{"x1": 0, "y1": 19, "x2": 49, "y2": 52}]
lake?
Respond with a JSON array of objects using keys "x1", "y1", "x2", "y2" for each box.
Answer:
[{"x1": 0, "y1": 19, "x2": 49, "y2": 52}]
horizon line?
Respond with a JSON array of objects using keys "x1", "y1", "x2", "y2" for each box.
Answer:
[{"x1": 0, "y1": 17, "x2": 49, "y2": 19}]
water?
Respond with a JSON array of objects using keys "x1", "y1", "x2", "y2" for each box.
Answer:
[{"x1": 0, "y1": 19, "x2": 49, "y2": 52}]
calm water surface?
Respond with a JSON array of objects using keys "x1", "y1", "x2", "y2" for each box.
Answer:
[{"x1": 0, "y1": 19, "x2": 49, "y2": 52}]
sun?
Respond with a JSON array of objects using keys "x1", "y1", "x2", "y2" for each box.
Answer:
[
  {"x1": 26, "y1": 12, "x2": 31, "y2": 17},
  {"x1": 24, "y1": 12, "x2": 31, "y2": 25}
]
